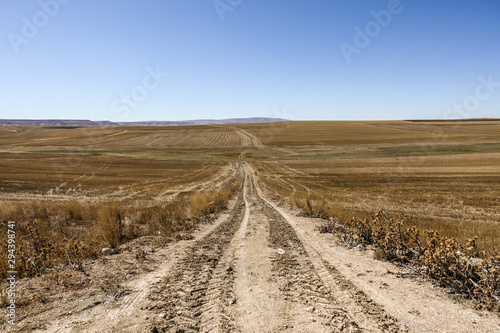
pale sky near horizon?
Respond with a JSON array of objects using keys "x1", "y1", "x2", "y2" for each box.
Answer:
[{"x1": 1, "y1": 0, "x2": 499, "y2": 122}]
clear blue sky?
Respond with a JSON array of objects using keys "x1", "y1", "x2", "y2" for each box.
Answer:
[{"x1": 1, "y1": 0, "x2": 499, "y2": 121}]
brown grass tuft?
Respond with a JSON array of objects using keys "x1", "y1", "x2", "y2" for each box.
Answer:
[{"x1": 98, "y1": 201, "x2": 122, "y2": 248}]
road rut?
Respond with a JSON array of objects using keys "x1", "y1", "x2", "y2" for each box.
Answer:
[
  {"x1": 147, "y1": 165, "x2": 399, "y2": 332},
  {"x1": 18, "y1": 164, "x2": 498, "y2": 332}
]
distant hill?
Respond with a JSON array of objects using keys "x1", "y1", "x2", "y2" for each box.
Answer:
[
  {"x1": 0, "y1": 118, "x2": 288, "y2": 127},
  {"x1": 406, "y1": 118, "x2": 500, "y2": 122}
]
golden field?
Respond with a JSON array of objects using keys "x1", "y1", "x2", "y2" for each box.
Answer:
[
  {"x1": 237, "y1": 120, "x2": 500, "y2": 146},
  {"x1": 243, "y1": 120, "x2": 500, "y2": 250},
  {"x1": 0, "y1": 120, "x2": 499, "y2": 279}
]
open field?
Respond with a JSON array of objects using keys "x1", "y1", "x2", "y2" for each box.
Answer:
[
  {"x1": 0, "y1": 142, "x2": 240, "y2": 283},
  {"x1": 1, "y1": 120, "x2": 500, "y2": 255},
  {"x1": 236, "y1": 120, "x2": 500, "y2": 249},
  {"x1": 0, "y1": 125, "x2": 256, "y2": 149},
  {"x1": 252, "y1": 152, "x2": 500, "y2": 250},
  {"x1": 237, "y1": 120, "x2": 500, "y2": 146},
  {"x1": 0, "y1": 152, "x2": 233, "y2": 199},
  {"x1": 1, "y1": 120, "x2": 500, "y2": 331}
]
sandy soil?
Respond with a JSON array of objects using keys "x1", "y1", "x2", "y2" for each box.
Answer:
[{"x1": 4, "y1": 165, "x2": 500, "y2": 332}]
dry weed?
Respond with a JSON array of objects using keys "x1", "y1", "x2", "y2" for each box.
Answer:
[
  {"x1": 314, "y1": 210, "x2": 500, "y2": 311},
  {"x1": 98, "y1": 202, "x2": 122, "y2": 248}
]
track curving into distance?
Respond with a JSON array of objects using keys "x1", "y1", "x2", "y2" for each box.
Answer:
[{"x1": 147, "y1": 164, "x2": 400, "y2": 332}]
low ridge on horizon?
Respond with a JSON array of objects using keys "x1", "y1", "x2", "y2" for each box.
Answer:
[
  {"x1": 0, "y1": 117, "x2": 288, "y2": 127},
  {"x1": 1, "y1": 118, "x2": 500, "y2": 127}
]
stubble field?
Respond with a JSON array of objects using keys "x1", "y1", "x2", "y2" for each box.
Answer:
[
  {"x1": 1, "y1": 120, "x2": 500, "y2": 332},
  {"x1": 1, "y1": 121, "x2": 500, "y2": 267}
]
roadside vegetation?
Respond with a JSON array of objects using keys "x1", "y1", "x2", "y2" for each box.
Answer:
[
  {"x1": 0, "y1": 176, "x2": 240, "y2": 282},
  {"x1": 312, "y1": 205, "x2": 500, "y2": 311},
  {"x1": 259, "y1": 183, "x2": 500, "y2": 311},
  {"x1": 251, "y1": 127, "x2": 500, "y2": 311},
  {"x1": 254, "y1": 154, "x2": 500, "y2": 251}
]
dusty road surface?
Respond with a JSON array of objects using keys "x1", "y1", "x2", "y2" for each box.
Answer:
[
  {"x1": 8, "y1": 165, "x2": 500, "y2": 332},
  {"x1": 144, "y1": 166, "x2": 399, "y2": 333}
]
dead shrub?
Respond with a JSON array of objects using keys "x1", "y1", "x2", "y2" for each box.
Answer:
[
  {"x1": 318, "y1": 219, "x2": 341, "y2": 234},
  {"x1": 190, "y1": 192, "x2": 210, "y2": 219},
  {"x1": 295, "y1": 194, "x2": 331, "y2": 219},
  {"x1": 0, "y1": 219, "x2": 98, "y2": 279},
  {"x1": 420, "y1": 232, "x2": 500, "y2": 311},
  {"x1": 309, "y1": 207, "x2": 500, "y2": 311},
  {"x1": 157, "y1": 200, "x2": 186, "y2": 236}
]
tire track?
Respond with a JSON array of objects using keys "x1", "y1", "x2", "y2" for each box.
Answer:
[
  {"x1": 147, "y1": 169, "x2": 249, "y2": 333},
  {"x1": 145, "y1": 164, "x2": 401, "y2": 332},
  {"x1": 257, "y1": 189, "x2": 362, "y2": 331},
  {"x1": 248, "y1": 165, "x2": 402, "y2": 332},
  {"x1": 230, "y1": 170, "x2": 286, "y2": 332},
  {"x1": 199, "y1": 171, "x2": 250, "y2": 333}
]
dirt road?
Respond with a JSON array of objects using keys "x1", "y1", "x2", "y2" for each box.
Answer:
[
  {"x1": 11, "y1": 164, "x2": 500, "y2": 332},
  {"x1": 142, "y1": 165, "x2": 397, "y2": 332}
]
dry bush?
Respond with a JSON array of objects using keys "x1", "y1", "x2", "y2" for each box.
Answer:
[
  {"x1": 311, "y1": 208, "x2": 500, "y2": 311},
  {"x1": 0, "y1": 200, "x2": 97, "y2": 228},
  {"x1": 136, "y1": 181, "x2": 238, "y2": 238},
  {"x1": 190, "y1": 192, "x2": 211, "y2": 219},
  {"x1": 0, "y1": 200, "x2": 101, "y2": 280},
  {"x1": 318, "y1": 219, "x2": 342, "y2": 234},
  {"x1": 420, "y1": 232, "x2": 500, "y2": 311},
  {"x1": 65, "y1": 200, "x2": 86, "y2": 221},
  {"x1": 292, "y1": 193, "x2": 330, "y2": 219},
  {"x1": 352, "y1": 211, "x2": 422, "y2": 262},
  {"x1": 420, "y1": 231, "x2": 480, "y2": 292},
  {"x1": 97, "y1": 201, "x2": 141, "y2": 246},
  {"x1": 480, "y1": 255, "x2": 500, "y2": 310},
  {"x1": 0, "y1": 219, "x2": 98, "y2": 279},
  {"x1": 291, "y1": 191, "x2": 310, "y2": 210}
]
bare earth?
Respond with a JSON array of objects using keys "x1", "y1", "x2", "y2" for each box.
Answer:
[{"x1": 7, "y1": 165, "x2": 500, "y2": 332}]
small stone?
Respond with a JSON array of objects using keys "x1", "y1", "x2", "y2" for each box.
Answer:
[{"x1": 102, "y1": 248, "x2": 119, "y2": 255}]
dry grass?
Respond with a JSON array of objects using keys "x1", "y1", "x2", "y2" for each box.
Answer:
[
  {"x1": 0, "y1": 218, "x2": 98, "y2": 280},
  {"x1": 0, "y1": 126, "x2": 245, "y2": 281},
  {"x1": 0, "y1": 152, "x2": 230, "y2": 196},
  {"x1": 238, "y1": 120, "x2": 500, "y2": 146},
  {"x1": 0, "y1": 125, "x2": 249, "y2": 149},
  {"x1": 98, "y1": 202, "x2": 122, "y2": 248},
  {"x1": 0, "y1": 177, "x2": 240, "y2": 280},
  {"x1": 190, "y1": 186, "x2": 235, "y2": 221},
  {"x1": 253, "y1": 151, "x2": 500, "y2": 250},
  {"x1": 0, "y1": 152, "x2": 240, "y2": 281}
]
